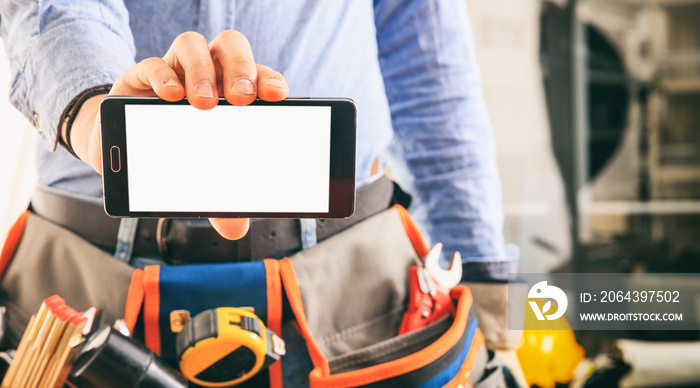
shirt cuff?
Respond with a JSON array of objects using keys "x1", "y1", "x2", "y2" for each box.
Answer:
[
  {"x1": 24, "y1": 20, "x2": 135, "y2": 150},
  {"x1": 461, "y1": 244, "x2": 519, "y2": 283}
]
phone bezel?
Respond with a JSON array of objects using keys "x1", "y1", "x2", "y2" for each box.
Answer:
[{"x1": 100, "y1": 96, "x2": 356, "y2": 219}]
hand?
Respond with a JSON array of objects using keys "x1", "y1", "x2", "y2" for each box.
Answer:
[{"x1": 63, "y1": 30, "x2": 289, "y2": 240}]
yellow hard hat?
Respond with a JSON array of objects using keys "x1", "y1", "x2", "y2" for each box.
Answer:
[{"x1": 517, "y1": 301, "x2": 585, "y2": 388}]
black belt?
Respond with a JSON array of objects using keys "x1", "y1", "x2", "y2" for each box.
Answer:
[{"x1": 30, "y1": 176, "x2": 409, "y2": 264}]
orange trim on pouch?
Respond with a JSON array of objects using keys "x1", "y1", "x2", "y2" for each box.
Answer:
[
  {"x1": 265, "y1": 259, "x2": 284, "y2": 388},
  {"x1": 143, "y1": 265, "x2": 161, "y2": 356},
  {"x1": 308, "y1": 286, "x2": 473, "y2": 388},
  {"x1": 278, "y1": 257, "x2": 330, "y2": 376},
  {"x1": 124, "y1": 268, "x2": 145, "y2": 334},
  {"x1": 0, "y1": 211, "x2": 30, "y2": 279},
  {"x1": 392, "y1": 205, "x2": 429, "y2": 258}
]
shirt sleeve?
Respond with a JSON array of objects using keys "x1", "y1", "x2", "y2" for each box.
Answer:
[
  {"x1": 0, "y1": 0, "x2": 136, "y2": 150},
  {"x1": 374, "y1": 0, "x2": 518, "y2": 281}
]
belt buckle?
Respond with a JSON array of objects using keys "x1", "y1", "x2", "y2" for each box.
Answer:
[{"x1": 156, "y1": 218, "x2": 171, "y2": 259}]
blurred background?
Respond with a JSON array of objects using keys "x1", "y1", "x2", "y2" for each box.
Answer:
[
  {"x1": 466, "y1": 0, "x2": 700, "y2": 278},
  {"x1": 2, "y1": 0, "x2": 700, "y2": 386},
  {"x1": 464, "y1": 0, "x2": 700, "y2": 386}
]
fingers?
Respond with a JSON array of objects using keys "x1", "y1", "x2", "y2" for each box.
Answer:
[
  {"x1": 116, "y1": 31, "x2": 288, "y2": 110},
  {"x1": 113, "y1": 57, "x2": 185, "y2": 101},
  {"x1": 256, "y1": 64, "x2": 289, "y2": 102},
  {"x1": 209, "y1": 218, "x2": 251, "y2": 240},
  {"x1": 164, "y1": 31, "x2": 219, "y2": 110},
  {"x1": 210, "y1": 30, "x2": 258, "y2": 106}
]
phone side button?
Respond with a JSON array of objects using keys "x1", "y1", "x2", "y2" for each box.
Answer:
[{"x1": 110, "y1": 146, "x2": 121, "y2": 173}]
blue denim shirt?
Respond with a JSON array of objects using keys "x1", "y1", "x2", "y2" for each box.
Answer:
[{"x1": 0, "y1": 0, "x2": 516, "y2": 281}]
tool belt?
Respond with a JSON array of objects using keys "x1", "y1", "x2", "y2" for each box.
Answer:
[
  {"x1": 0, "y1": 188, "x2": 500, "y2": 387},
  {"x1": 30, "y1": 176, "x2": 408, "y2": 263}
]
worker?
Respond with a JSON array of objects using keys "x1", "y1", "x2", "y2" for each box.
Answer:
[{"x1": 0, "y1": 0, "x2": 520, "y2": 386}]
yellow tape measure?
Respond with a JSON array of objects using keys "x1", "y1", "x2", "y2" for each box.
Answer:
[{"x1": 174, "y1": 307, "x2": 285, "y2": 387}]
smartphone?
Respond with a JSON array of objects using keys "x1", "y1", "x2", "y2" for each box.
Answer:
[{"x1": 100, "y1": 96, "x2": 356, "y2": 218}]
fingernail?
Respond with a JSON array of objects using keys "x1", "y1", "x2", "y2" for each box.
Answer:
[
  {"x1": 264, "y1": 77, "x2": 285, "y2": 89},
  {"x1": 164, "y1": 78, "x2": 180, "y2": 88},
  {"x1": 233, "y1": 79, "x2": 255, "y2": 95},
  {"x1": 195, "y1": 82, "x2": 215, "y2": 98}
]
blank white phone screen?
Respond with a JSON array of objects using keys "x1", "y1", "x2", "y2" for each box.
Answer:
[{"x1": 124, "y1": 104, "x2": 331, "y2": 213}]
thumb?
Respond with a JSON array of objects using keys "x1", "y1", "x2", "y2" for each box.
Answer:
[{"x1": 209, "y1": 218, "x2": 251, "y2": 240}]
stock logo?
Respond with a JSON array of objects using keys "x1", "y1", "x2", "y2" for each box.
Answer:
[{"x1": 528, "y1": 281, "x2": 568, "y2": 321}]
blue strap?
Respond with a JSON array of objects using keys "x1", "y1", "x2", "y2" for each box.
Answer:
[
  {"x1": 300, "y1": 219, "x2": 318, "y2": 250},
  {"x1": 114, "y1": 218, "x2": 138, "y2": 263}
]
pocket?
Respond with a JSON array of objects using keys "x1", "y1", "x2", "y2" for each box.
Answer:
[
  {"x1": 327, "y1": 317, "x2": 452, "y2": 374},
  {"x1": 281, "y1": 248, "x2": 485, "y2": 388},
  {"x1": 289, "y1": 207, "x2": 420, "y2": 358},
  {"x1": 129, "y1": 259, "x2": 282, "y2": 364},
  {"x1": 273, "y1": 206, "x2": 490, "y2": 388},
  {"x1": 0, "y1": 213, "x2": 135, "y2": 348}
]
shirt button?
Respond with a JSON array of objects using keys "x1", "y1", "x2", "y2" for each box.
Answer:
[{"x1": 33, "y1": 113, "x2": 40, "y2": 129}]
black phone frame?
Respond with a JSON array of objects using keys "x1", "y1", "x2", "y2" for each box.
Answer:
[{"x1": 100, "y1": 96, "x2": 356, "y2": 219}]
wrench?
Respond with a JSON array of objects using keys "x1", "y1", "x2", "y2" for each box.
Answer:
[
  {"x1": 423, "y1": 243, "x2": 462, "y2": 290},
  {"x1": 398, "y1": 244, "x2": 463, "y2": 335}
]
